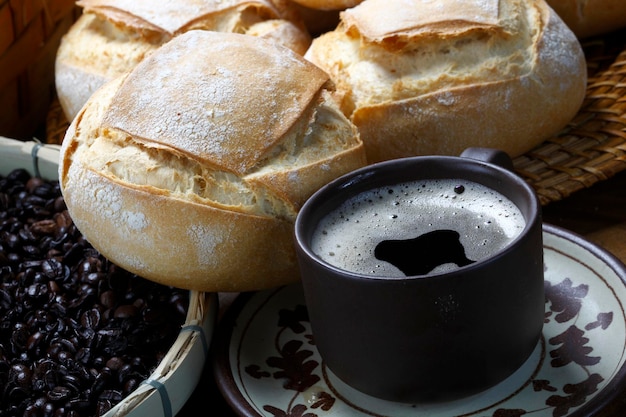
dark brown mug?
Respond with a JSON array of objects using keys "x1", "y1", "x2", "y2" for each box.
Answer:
[{"x1": 293, "y1": 148, "x2": 544, "y2": 403}]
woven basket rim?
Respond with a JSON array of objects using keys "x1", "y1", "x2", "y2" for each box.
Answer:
[{"x1": 0, "y1": 136, "x2": 218, "y2": 417}]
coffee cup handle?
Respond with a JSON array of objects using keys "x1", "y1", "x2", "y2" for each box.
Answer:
[{"x1": 460, "y1": 147, "x2": 515, "y2": 172}]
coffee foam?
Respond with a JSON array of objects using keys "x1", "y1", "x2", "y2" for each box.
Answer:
[{"x1": 311, "y1": 178, "x2": 525, "y2": 277}]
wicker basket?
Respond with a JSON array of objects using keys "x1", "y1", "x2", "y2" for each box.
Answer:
[
  {"x1": 513, "y1": 30, "x2": 626, "y2": 205},
  {"x1": 0, "y1": 136, "x2": 219, "y2": 417},
  {"x1": 0, "y1": 0, "x2": 79, "y2": 141}
]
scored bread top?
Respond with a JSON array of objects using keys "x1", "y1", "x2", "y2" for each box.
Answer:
[
  {"x1": 77, "y1": 0, "x2": 286, "y2": 35},
  {"x1": 101, "y1": 30, "x2": 329, "y2": 175},
  {"x1": 342, "y1": 0, "x2": 502, "y2": 41},
  {"x1": 318, "y1": 0, "x2": 539, "y2": 110}
]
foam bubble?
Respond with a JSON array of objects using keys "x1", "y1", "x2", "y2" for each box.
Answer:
[{"x1": 311, "y1": 179, "x2": 525, "y2": 277}]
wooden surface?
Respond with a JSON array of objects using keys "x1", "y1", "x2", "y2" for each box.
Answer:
[{"x1": 179, "y1": 168, "x2": 626, "y2": 416}]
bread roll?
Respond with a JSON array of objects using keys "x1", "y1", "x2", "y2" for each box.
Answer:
[
  {"x1": 305, "y1": 0, "x2": 588, "y2": 163},
  {"x1": 546, "y1": 0, "x2": 626, "y2": 38},
  {"x1": 58, "y1": 30, "x2": 366, "y2": 292},
  {"x1": 55, "y1": 0, "x2": 312, "y2": 123}
]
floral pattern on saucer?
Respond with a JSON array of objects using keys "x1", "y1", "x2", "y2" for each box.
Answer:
[{"x1": 214, "y1": 225, "x2": 626, "y2": 417}]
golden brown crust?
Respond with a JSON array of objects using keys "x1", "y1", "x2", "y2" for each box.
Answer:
[
  {"x1": 60, "y1": 166, "x2": 299, "y2": 291},
  {"x1": 341, "y1": 0, "x2": 502, "y2": 41},
  {"x1": 305, "y1": 0, "x2": 588, "y2": 162},
  {"x1": 101, "y1": 32, "x2": 329, "y2": 175},
  {"x1": 59, "y1": 31, "x2": 366, "y2": 292},
  {"x1": 55, "y1": 0, "x2": 312, "y2": 123},
  {"x1": 76, "y1": 0, "x2": 285, "y2": 35},
  {"x1": 546, "y1": 0, "x2": 626, "y2": 38}
]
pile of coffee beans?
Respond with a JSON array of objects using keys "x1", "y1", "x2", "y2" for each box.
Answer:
[{"x1": 0, "y1": 169, "x2": 190, "y2": 417}]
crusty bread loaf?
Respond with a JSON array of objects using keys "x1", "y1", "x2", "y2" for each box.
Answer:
[
  {"x1": 58, "y1": 30, "x2": 366, "y2": 292},
  {"x1": 546, "y1": 0, "x2": 626, "y2": 38},
  {"x1": 305, "y1": 0, "x2": 588, "y2": 163},
  {"x1": 55, "y1": 0, "x2": 312, "y2": 123}
]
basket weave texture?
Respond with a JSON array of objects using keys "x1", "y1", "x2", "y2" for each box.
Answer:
[
  {"x1": 0, "y1": 0, "x2": 79, "y2": 141},
  {"x1": 513, "y1": 31, "x2": 626, "y2": 205},
  {"x1": 44, "y1": 28, "x2": 626, "y2": 207}
]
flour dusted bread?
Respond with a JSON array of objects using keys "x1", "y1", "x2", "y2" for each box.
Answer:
[
  {"x1": 59, "y1": 30, "x2": 366, "y2": 292},
  {"x1": 305, "y1": 0, "x2": 588, "y2": 163},
  {"x1": 546, "y1": 0, "x2": 626, "y2": 38},
  {"x1": 55, "y1": 0, "x2": 312, "y2": 122}
]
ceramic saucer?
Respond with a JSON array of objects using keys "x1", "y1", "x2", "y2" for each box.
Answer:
[{"x1": 212, "y1": 224, "x2": 626, "y2": 416}]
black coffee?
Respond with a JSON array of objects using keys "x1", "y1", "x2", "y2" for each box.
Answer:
[
  {"x1": 374, "y1": 229, "x2": 476, "y2": 275},
  {"x1": 311, "y1": 179, "x2": 525, "y2": 277}
]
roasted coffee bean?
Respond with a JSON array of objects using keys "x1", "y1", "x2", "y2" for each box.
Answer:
[
  {"x1": 18, "y1": 227, "x2": 36, "y2": 243},
  {"x1": 10, "y1": 326, "x2": 29, "y2": 352},
  {"x1": 0, "y1": 192, "x2": 11, "y2": 210},
  {"x1": 30, "y1": 219, "x2": 58, "y2": 236},
  {"x1": 5, "y1": 168, "x2": 30, "y2": 184},
  {"x1": 123, "y1": 378, "x2": 140, "y2": 396},
  {"x1": 25, "y1": 177, "x2": 45, "y2": 194},
  {"x1": 42, "y1": 401, "x2": 56, "y2": 417},
  {"x1": 53, "y1": 197, "x2": 66, "y2": 213},
  {"x1": 22, "y1": 244, "x2": 41, "y2": 257},
  {"x1": 3, "y1": 232, "x2": 20, "y2": 249},
  {"x1": 95, "y1": 400, "x2": 113, "y2": 416},
  {"x1": 10, "y1": 363, "x2": 32, "y2": 386},
  {"x1": 26, "y1": 330, "x2": 44, "y2": 351},
  {"x1": 48, "y1": 386, "x2": 72, "y2": 403},
  {"x1": 114, "y1": 304, "x2": 137, "y2": 319},
  {"x1": 41, "y1": 258, "x2": 68, "y2": 280},
  {"x1": 0, "y1": 170, "x2": 189, "y2": 416}
]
